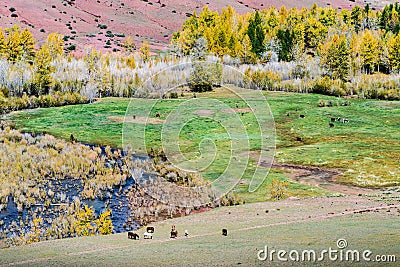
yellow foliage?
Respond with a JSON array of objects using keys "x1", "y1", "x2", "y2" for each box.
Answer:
[{"x1": 267, "y1": 179, "x2": 290, "y2": 200}]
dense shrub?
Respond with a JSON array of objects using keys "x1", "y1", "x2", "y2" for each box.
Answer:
[
  {"x1": 67, "y1": 44, "x2": 76, "y2": 51},
  {"x1": 169, "y1": 92, "x2": 178, "y2": 98},
  {"x1": 0, "y1": 92, "x2": 88, "y2": 114},
  {"x1": 188, "y1": 61, "x2": 222, "y2": 92},
  {"x1": 244, "y1": 68, "x2": 281, "y2": 90}
]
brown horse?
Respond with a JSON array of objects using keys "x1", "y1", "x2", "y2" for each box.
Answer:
[{"x1": 170, "y1": 230, "x2": 178, "y2": 238}]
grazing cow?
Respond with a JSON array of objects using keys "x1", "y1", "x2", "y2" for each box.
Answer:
[
  {"x1": 128, "y1": 232, "x2": 139, "y2": 240},
  {"x1": 286, "y1": 112, "x2": 290, "y2": 116},
  {"x1": 235, "y1": 103, "x2": 239, "y2": 109},
  {"x1": 144, "y1": 231, "x2": 153, "y2": 239},
  {"x1": 337, "y1": 117, "x2": 341, "y2": 122},
  {"x1": 155, "y1": 112, "x2": 160, "y2": 118},
  {"x1": 146, "y1": 226, "x2": 154, "y2": 233},
  {"x1": 329, "y1": 123, "x2": 334, "y2": 128},
  {"x1": 330, "y1": 117, "x2": 336, "y2": 122},
  {"x1": 184, "y1": 230, "x2": 189, "y2": 237},
  {"x1": 343, "y1": 118, "x2": 349, "y2": 123},
  {"x1": 170, "y1": 230, "x2": 178, "y2": 238},
  {"x1": 299, "y1": 114, "x2": 305, "y2": 118},
  {"x1": 132, "y1": 114, "x2": 136, "y2": 119},
  {"x1": 128, "y1": 231, "x2": 133, "y2": 239},
  {"x1": 222, "y1": 229, "x2": 228, "y2": 236},
  {"x1": 296, "y1": 137, "x2": 302, "y2": 142}
]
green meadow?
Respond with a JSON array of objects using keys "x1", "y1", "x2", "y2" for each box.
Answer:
[{"x1": 8, "y1": 86, "x2": 400, "y2": 201}]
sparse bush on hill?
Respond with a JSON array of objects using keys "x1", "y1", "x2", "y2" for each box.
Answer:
[{"x1": 98, "y1": 24, "x2": 108, "y2": 29}]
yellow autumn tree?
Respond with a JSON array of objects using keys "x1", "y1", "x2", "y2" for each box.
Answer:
[
  {"x1": 123, "y1": 35, "x2": 136, "y2": 53},
  {"x1": 46, "y1": 32, "x2": 64, "y2": 58},
  {"x1": 4, "y1": 26, "x2": 22, "y2": 62},
  {"x1": 360, "y1": 30, "x2": 380, "y2": 73},
  {"x1": 318, "y1": 34, "x2": 350, "y2": 81},
  {"x1": 20, "y1": 28, "x2": 35, "y2": 62},
  {"x1": 0, "y1": 29, "x2": 5, "y2": 54},
  {"x1": 32, "y1": 44, "x2": 54, "y2": 95},
  {"x1": 240, "y1": 34, "x2": 255, "y2": 63},
  {"x1": 73, "y1": 205, "x2": 97, "y2": 236},
  {"x1": 140, "y1": 41, "x2": 150, "y2": 63},
  {"x1": 267, "y1": 179, "x2": 290, "y2": 200},
  {"x1": 388, "y1": 33, "x2": 400, "y2": 71},
  {"x1": 97, "y1": 209, "x2": 113, "y2": 235},
  {"x1": 26, "y1": 217, "x2": 43, "y2": 244}
]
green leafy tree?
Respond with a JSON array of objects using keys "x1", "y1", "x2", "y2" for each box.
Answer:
[
  {"x1": 277, "y1": 28, "x2": 294, "y2": 61},
  {"x1": 351, "y1": 6, "x2": 363, "y2": 32},
  {"x1": 247, "y1": 11, "x2": 265, "y2": 58}
]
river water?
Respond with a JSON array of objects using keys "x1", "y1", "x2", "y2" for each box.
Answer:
[{"x1": 0, "y1": 148, "x2": 151, "y2": 237}]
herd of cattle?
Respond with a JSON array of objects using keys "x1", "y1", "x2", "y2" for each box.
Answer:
[
  {"x1": 128, "y1": 226, "x2": 228, "y2": 240},
  {"x1": 293, "y1": 112, "x2": 350, "y2": 128},
  {"x1": 329, "y1": 116, "x2": 349, "y2": 128}
]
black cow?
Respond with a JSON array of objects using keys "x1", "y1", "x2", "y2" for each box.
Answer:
[
  {"x1": 128, "y1": 232, "x2": 139, "y2": 240},
  {"x1": 222, "y1": 229, "x2": 228, "y2": 236},
  {"x1": 299, "y1": 114, "x2": 305, "y2": 118},
  {"x1": 146, "y1": 226, "x2": 154, "y2": 233},
  {"x1": 329, "y1": 123, "x2": 334, "y2": 128}
]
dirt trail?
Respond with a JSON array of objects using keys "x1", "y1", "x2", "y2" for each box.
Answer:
[{"x1": 261, "y1": 161, "x2": 382, "y2": 195}]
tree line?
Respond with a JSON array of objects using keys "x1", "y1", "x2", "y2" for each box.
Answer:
[
  {"x1": 172, "y1": 3, "x2": 400, "y2": 78},
  {"x1": 0, "y1": 3, "x2": 400, "y2": 109}
]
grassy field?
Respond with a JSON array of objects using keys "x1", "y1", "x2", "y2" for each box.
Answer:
[
  {"x1": 0, "y1": 195, "x2": 398, "y2": 266},
  {"x1": 7, "y1": 86, "x2": 400, "y2": 195}
]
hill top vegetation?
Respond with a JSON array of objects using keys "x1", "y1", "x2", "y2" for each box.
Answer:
[{"x1": 0, "y1": 3, "x2": 399, "y2": 112}]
